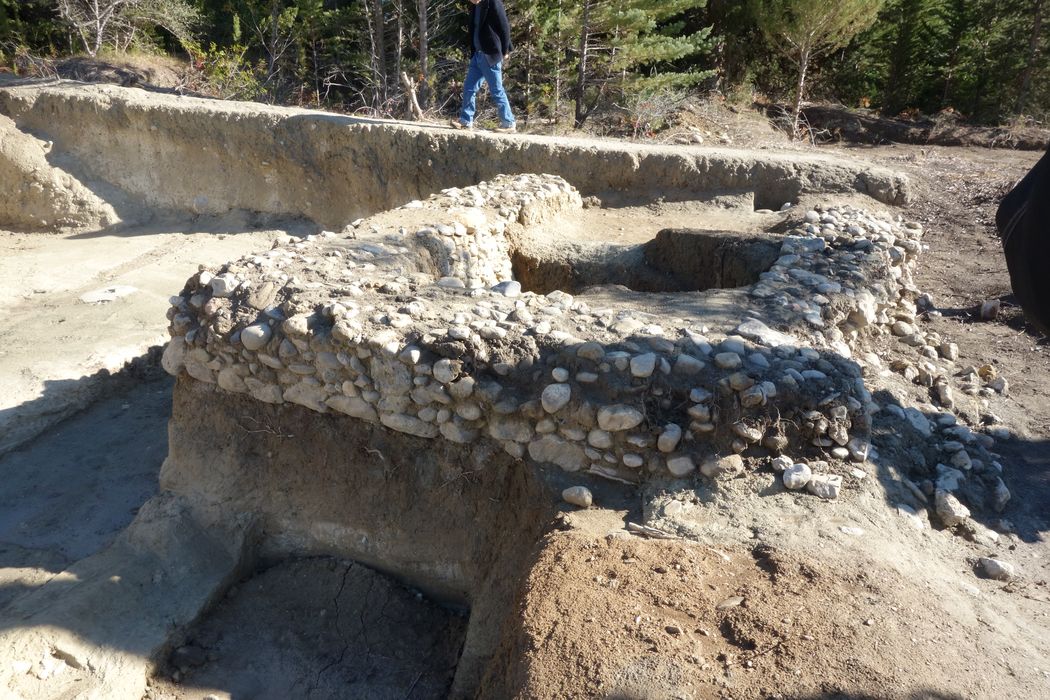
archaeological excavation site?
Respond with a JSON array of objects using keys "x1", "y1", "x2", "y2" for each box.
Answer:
[{"x1": 1, "y1": 79, "x2": 1048, "y2": 700}]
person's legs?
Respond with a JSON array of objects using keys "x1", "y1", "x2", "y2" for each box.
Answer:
[
  {"x1": 480, "y1": 59, "x2": 515, "y2": 127},
  {"x1": 458, "y1": 54, "x2": 486, "y2": 126}
]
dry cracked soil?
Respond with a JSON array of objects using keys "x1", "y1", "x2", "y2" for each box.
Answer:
[{"x1": 0, "y1": 132, "x2": 1048, "y2": 700}]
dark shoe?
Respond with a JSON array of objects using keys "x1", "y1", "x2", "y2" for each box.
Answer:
[
  {"x1": 494, "y1": 123, "x2": 517, "y2": 134},
  {"x1": 450, "y1": 120, "x2": 472, "y2": 130}
]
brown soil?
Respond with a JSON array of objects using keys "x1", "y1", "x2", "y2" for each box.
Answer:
[
  {"x1": 481, "y1": 141, "x2": 1050, "y2": 699},
  {"x1": 482, "y1": 508, "x2": 1050, "y2": 700},
  {"x1": 800, "y1": 104, "x2": 1050, "y2": 151}
]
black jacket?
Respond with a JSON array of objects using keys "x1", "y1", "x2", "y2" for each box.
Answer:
[
  {"x1": 997, "y1": 145, "x2": 1050, "y2": 335},
  {"x1": 469, "y1": 0, "x2": 513, "y2": 59}
]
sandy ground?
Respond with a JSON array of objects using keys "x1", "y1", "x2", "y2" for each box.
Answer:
[
  {"x1": 0, "y1": 217, "x2": 309, "y2": 457},
  {"x1": 0, "y1": 139, "x2": 1047, "y2": 699}
]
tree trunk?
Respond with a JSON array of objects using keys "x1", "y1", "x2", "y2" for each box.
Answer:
[
  {"x1": 791, "y1": 48, "x2": 810, "y2": 141},
  {"x1": 400, "y1": 71, "x2": 424, "y2": 120},
  {"x1": 364, "y1": 0, "x2": 382, "y2": 107},
  {"x1": 394, "y1": 0, "x2": 404, "y2": 89},
  {"x1": 370, "y1": 0, "x2": 388, "y2": 103},
  {"x1": 268, "y1": 0, "x2": 280, "y2": 78},
  {"x1": 417, "y1": 0, "x2": 430, "y2": 107},
  {"x1": 1016, "y1": 0, "x2": 1044, "y2": 115},
  {"x1": 574, "y1": 0, "x2": 592, "y2": 129}
]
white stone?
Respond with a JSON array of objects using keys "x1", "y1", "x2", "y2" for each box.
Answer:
[
  {"x1": 657, "y1": 424, "x2": 683, "y2": 453},
  {"x1": 783, "y1": 463, "x2": 812, "y2": 490},
  {"x1": 935, "y1": 489, "x2": 970, "y2": 527},
  {"x1": 541, "y1": 383, "x2": 572, "y2": 413},
  {"x1": 240, "y1": 323, "x2": 272, "y2": 350},
  {"x1": 735, "y1": 319, "x2": 796, "y2": 347},
  {"x1": 806, "y1": 473, "x2": 842, "y2": 499},
  {"x1": 770, "y1": 455, "x2": 793, "y2": 473}
]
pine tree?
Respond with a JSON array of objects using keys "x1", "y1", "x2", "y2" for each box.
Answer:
[
  {"x1": 751, "y1": 0, "x2": 884, "y2": 138},
  {"x1": 568, "y1": 0, "x2": 714, "y2": 128}
]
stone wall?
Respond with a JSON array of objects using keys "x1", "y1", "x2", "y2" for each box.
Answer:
[{"x1": 160, "y1": 174, "x2": 924, "y2": 489}]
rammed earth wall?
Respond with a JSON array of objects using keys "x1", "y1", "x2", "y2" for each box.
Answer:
[{"x1": 0, "y1": 80, "x2": 909, "y2": 230}]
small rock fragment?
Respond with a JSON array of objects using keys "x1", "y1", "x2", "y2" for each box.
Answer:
[
  {"x1": 562, "y1": 486, "x2": 593, "y2": 508},
  {"x1": 979, "y1": 557, "x2": 1015, "y2": 581}
]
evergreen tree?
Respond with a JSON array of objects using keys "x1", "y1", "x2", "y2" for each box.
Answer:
[
  {"x1": 751, "y1": 0, "x2": 884, "y2": 138},
  {"x1": 568, "y1": 0, "x2": 714, "y2": 128}
]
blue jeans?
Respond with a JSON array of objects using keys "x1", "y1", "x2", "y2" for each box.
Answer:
[{"x1": 459, "y1": 53, "x2": 515, "y2": 127}]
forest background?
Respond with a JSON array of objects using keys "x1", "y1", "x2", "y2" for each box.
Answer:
[{"x1": 0, "y1": 0, "x2": 1047, "y2": 138}]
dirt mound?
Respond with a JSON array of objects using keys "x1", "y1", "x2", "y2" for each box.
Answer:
[
  {"x1": 0, "y1": 114, "x2": 118, "y2": 230},
  {"x1": 57, "y1": 55, "x2": 188, "y2": 91},
  {"x1": 799, "y1": 104, "x2": 1050, "y2": 151}
]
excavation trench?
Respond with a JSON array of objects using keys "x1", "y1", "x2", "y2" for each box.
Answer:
[
  {"x1": 0, "y1": 81, "x2": 919, "y2": 700},
  {"x1": 510, "y1": 227, "x2": 782, "y2": 296},
  {"x1": 154, "y1": 378, "x2": 579, "y2": 698}
]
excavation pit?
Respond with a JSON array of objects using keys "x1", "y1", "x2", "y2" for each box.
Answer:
[{"x1": 0, "y1": 80, "x2": 939, "y2": 700}]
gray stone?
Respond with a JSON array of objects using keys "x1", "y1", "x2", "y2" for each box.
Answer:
[
  {"x1": 979, "y1": 557, "x2": 1015, "y2": 581},
  {"x1": 562, "y1": 486, "x2": 593, "y2": 508},
  {"x1": 541, "y1": 383, "x2": 572, "y2": 413},
  {"x1": 433, "y1": 358, "x2": 458, "y2": 383},
  {"x1": 689, "y1": 387, "x2": 713, "y2": 403},
  {"x1": 488, "y1": 416, "x2": 533, "y2": 443},
  {"x1": 623, "y1": 454, "x2": 644, "y2": 468},
  {"x1": 657, "y1": 424, "x2": 683, "y2": 453},
  {"x1": 993, "y1": 477, "x2": 1011, "y2": 512},
  {"x1": 935, "y1": 489, "x2": 970, "y2": 527},
  {"x1": 528, "y1": 435, "x2": 587, "y2": 472},
  {"x1": 440, "y1": 420, "x2": 479, "y2": 443},
  {"x1": 240, "y1": 323, "x2": 272, "y2": 351},
  {"x1": 597, "y1": 404, "x2": 644, "y2": 431},
  {"x1": 455, "y1": 402, "x2": 482, "y2": 420},
  {"x1": 492, "y1": 280, "x2": 522, "y2": 297},
  {"x1": 630, "y1": 352, "x2": 657, "y2": 378},
  {"x1": 714, "y1": 352, "x2": 742, "y2": 370},
  {"x1": 735, "y1": 319, "x2": 796, "y2": 347},
  {"x1": 576, "y1": 342, "x2": 605, "y2": 361},
  {"x1": 673, "y1": 354, "x2": 705, "y2": 375},
  {"x1": 666, "y1": 455, "x2": 696, "y2": 477},
  {"x1": 700, "y1": 454, "x2": 744, "y2": 479},
  {"x1": 587, "y1": 429, "x2": 613, "y2": 449},
  {"x1": 380, "y1": 412, "x2": 439, "y2": 438}
]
